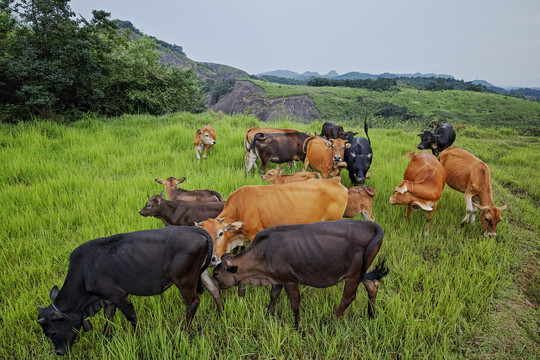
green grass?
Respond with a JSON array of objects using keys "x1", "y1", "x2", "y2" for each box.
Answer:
[{"x1": 0, "y1": 113, "x2": 538, "y2": 359}]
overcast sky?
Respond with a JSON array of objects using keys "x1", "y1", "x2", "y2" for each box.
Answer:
[{"x1": 70, "y1": 0, "x2": 540, "y2": 88}]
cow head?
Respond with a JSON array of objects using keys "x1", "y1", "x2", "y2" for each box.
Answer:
[
  {"x1": 155, "y1": 177, "x2": 186, "y2": 197},
  {"x1": 212, "y1": 254, "x2": 239, "y2": 289},
  {"x1": 326, "y1": 138, "x2": 351, "y2": 164},
  {"x1": 417, "y1": 131, "x2": 437, "y2": 150},
  {"x1": 261, "y1": 168, "x2": 282, "y2": 183},
  {"x1": 389, "y1": 181, "x2": 434, "y2": 211},
  {"x1": 195, "y1": 218, "x2": 244, "y2": 265},
  {"x1": 348, "y1": 152, "x2": 372, "y2": 184},
  {"x1": 197, "y1": 128, "x2": 216, "y2": 145},
  {"x1": 341, "y1": 131, "x2": 358, "y2": 142},
  {"x1": 139, "y1": 194, "x2": 163, "y2": 217},
  {"x1": 38, "y1": 286, "x2": 82, "y2": 355},
  {"x1": 344, "y1": 186, "x2": 376, "y2": 220},
  {"x1": 473, "y1": 203, "x2": 507, "y2": 237}
]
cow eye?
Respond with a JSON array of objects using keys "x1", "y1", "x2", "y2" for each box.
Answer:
[
  {"x1": 485, "y1": 217, "x2": 491, "y2": 223},
  {"x1": 218, "y1": 231, "x2": 224, "y2": 237}
]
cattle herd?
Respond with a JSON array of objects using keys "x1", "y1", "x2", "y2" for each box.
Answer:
[{"x1": 37, "y1": 121, "x2": 507, "y2": 355}]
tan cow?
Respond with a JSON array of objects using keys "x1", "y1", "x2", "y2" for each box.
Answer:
[
  {"x1": 261, "y1": 167, "x2": 321, "y2": 184},
  {"x1": 343, "y1": 185, "x2": 376, "y2": 221},
  {"x1": 154, "y1": 176, "x2": 223, "y2": 202},
  {"x1": 193, "y1": 124, "x2": 216, "y2": 161},
  {"x1": 195, "y1": 177, "x2": 348, "y2": 264},
  {"x1": 440, "y1": 146, "x2": 507, "y2": 237},
  {"x1": 302, "y1": 136, "x2": 351, "y2": 178},
  {"x1": 389, "y1": 151, "x2": 446, "y2": 235},
  {"x1": 244, "y1": 127, "x2": 300, "y2": 171}
]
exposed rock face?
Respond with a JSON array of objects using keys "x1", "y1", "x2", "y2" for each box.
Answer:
[{"x1": 212, "y1": 81, "x2": 320, "y2": 123}]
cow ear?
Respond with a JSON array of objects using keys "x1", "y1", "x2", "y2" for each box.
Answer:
[
  {"x1": 396, "y1": 184, "x2": 407, "y2": 194},
  {"x1": 325, "y1": 141, "x2": 332, "y2": 147},
  {"x1": 413, "y1": 201, "x2": 433, "y2": 211},
  {"x1": 155, "y1": 178, "x2": 165, "y2": 184},
  {"x1": 50, "y1": 286, "x2": 60, "y2": 301},
  {"x1": 225, "y1": 222, "x2": 243, "y2": 232},
  {"x1": 498, "y1": 205, "x2": 507, "y2": 211},
  {"x1": 226, "y1": 266, "x2": 238, "y2": 274},
  {"x1": 177, "y1": 177, "x2": 186, "y2": 184},
  {"x1": 418, "y1": 133, "x2": 423, "y2": 137},
  {"x1": 353, "y1": 132, "x2": 359, "y2": 136},
  {"x1": 197, "y1": 129, "x2": 202, "y2": 135},
  {"x1": 367, "y1": 153, "x2": 372, "y2": 159},
  {"x1": 345, "y1": 143, "x2": 351, "y2": 149},
  {"x1": 158, "y1": 192, "x2": 164, "y2": 201},
  {"x1": 194, "y1": 221, "x2": 202, "y2": 227},
  {"x1": 217, "y1": 217, "x2": 226, "y2": 223}
]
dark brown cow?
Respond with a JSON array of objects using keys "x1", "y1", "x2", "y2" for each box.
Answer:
[
  {"x1": 389, "y1": 151, "x2": 446, "y2": 235},
  {"x1": 244, "y1": 127, "x2": 300, "y2": 171},
  {"x1": 155, "y1": 177, "x2": 223, "y2": 202},
  {"x1": 303, "y1": 136, "x2": 350, "y2": 178},
  {"x1": 139, "y1": 194, "x2": 225, "y2": 226},
  {"x1": 213, "y1": 220, "x2": 389, "y2": 327},
  {"x1": 440, "y1": 146, "x2": 507, "y2": 237},
  {"x1": 245, "y1": 132, "x2": 311, "y2": 176}
]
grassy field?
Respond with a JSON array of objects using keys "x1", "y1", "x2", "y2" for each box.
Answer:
[{"x1": 0, "y1": 112, "x2": 538, "y2": 359}]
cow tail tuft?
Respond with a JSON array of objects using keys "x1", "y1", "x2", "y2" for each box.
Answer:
[{"x1": 363, "y1": 257, "x2": 389, "y2": 281}]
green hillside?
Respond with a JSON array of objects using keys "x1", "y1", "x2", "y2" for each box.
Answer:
[{"x1": 251, "y1": 79, "x2": 540, "y2": 135}]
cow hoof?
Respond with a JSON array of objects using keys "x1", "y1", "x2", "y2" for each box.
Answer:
[{"x1": 238, "y1": 285, "x2": 246, "y2": 297}]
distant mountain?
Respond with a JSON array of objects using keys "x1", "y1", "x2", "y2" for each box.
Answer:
[
  {"x1": 258, "y1": 69, "x2": 454, "y2": 81},
  {"x1": 115, "y1": 20, "x2": 248, "y2": 82}
]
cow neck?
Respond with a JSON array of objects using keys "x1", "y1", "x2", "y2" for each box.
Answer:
[
  {"x1": 164, "y1": 199, "x2": 186, "y2": 223},
  {"x1": 53, "y1": 288, "x2": 88, "y2": 322},
  {"x1": 232, "y1": 250, "x2": 265, "y2": 278}
]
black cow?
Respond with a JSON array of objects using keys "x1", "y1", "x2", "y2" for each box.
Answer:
[
  {"x1": 417, "y1": 122, "x2": 456, "y2": 158},
  {"x1": 344, "y1": 119, "x2": 372, "y2": 184},
  {"x1": 245, "y1": 132, "x2": 311, "y2": 176},
  {"x1": 140, "y1": 193, "x2": 225, "y2": 227},
  {"x1": 37, "y1": 226, "x2": 213, "y2": 355},
  {"x1": 213, "y1": 220, "x2": 389, "y2": 327},
  {"x1": 320, "y1": 121, "x2": 358, "y2": 141}
]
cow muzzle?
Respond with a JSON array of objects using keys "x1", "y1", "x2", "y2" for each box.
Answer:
[
  {"x1": 417, "y1": 145, "x2": 424, "y2": 150},
  {"x1": 210, "y1": 255, "x2": 220, "y2": 266}
]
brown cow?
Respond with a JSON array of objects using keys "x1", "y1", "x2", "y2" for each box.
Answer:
[
  {"x1": 212, "y1": 220, "x2": 388, "y2": 327},
  {"x1": 440, "y1": 146, "x2": 507, "y2": 237},
  {"x1": 389, "y1": 151, "x2": 446, "y2": 235},
  {"x1": 344, "y1": 185, "x2": 376, "y2": 221},
  {"x1": 261, "y1": 167, "x2": 321, "y2": 184},
  {"x1": 193, "y1": 124, "x2": 216, "y2": 161},
  {"x1": 244, "y1": 127, "x2": 300, "y2": 171},
  {"x1": 302, "y1": 136, "x2": 351, "y2": 178},
  {"x1": 195, "y1": 177, "x2": 348, "y2": 264},
  {"x1": 155, "y1": 177, "x2": 223, "y2": 202}
]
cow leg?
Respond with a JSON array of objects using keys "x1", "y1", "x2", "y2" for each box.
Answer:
[
  {"x1": 462, "y1": 193, "x2": 474, "y2": 224},
  {"x1": 302, "y1": 157, "x2": 309, "y2": 172},
  {"x1": 102, "y1": 303, "x2": 116, "y2": 338},
  {"x1": 259, "y1": 159, "x2": 268, "y2": 175},
  {"x1": 287, "y1": 161, "x2": 293, "y2": 169},
  {"x1": 335, "y1": 275, "x2": 361, "y2": 318},
  {"x1": 283, "y1": 283, "x2": 302, "y2": 327},
  {"x1": 405, "y1": 204, "x2": 412, "y2": 219},
  {"x1": 424, "y1": 209, "x2": 435, "y2": 235},
  {"x1": 175, "y1": 282, "x2": 200, "y2": 329},
  {"x1": 268, "y1": 285, "x2": 283, "y2": 315},
  {"x1": 111, "y1": 296, "x2": 137, "y2": 328},
  {"x1": 201, "y1": 269, "x2": 223, "y2": 313},
  {"x1": 361, "y1": 277, "x2": 380, "y2": 318},
  {"x1": 245, "y1": 150, "x2": 258, "y2": 177},
  {"x1": 195, "y1": 145, "x2": 202, "y2": 162}
]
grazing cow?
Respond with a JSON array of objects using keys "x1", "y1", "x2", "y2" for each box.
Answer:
[
  {"x1": 37, "y1": 226, "x2": 212, "y2": 355},
  {"x1": 139, "y1": 194, "x2": 225, "y2": 226},
  {"x1": 193, "y1": 124, "x2": 216, "y2": 161},
  {"x1": 155, "y1": 177, "x2": 223, "y2": 202},
  {"x1": 303, "y1": 136, "x2": 351, "y2": 178},
  {"x1": 245, "y1": 131, "x2": 311, "y2": 176},
  {"x1": 440, "y1": 146, "x2": 507, "y2": 237},
  {"x1": 196, "y1": 177, "x2": 348, "y2": 264},
  {"x1": 213, "y1": 220, "x2": 389, "y2": 327},
  {"x1": 244, "y1": 127, "x2": 300, "y2": 170},
  {"x1": 389, "y1": 151, "x2": 447, "y2": 234},
  {"x1": 345, "y1": 119, "x2": 373, "y2": 185},
  {"x1": 417, "y1": 122, "x2": 456, "y2": 158},
  {"x1": 344, "y1": 185, "x2": 376, "y2": 221},
  {"x1": 261, "y1": 167, "x2": 321, "y2": 184}
]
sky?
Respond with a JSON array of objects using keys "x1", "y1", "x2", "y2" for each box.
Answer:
[{"x1": 69, "y1": 0, "x2": 540, "y2": 88}]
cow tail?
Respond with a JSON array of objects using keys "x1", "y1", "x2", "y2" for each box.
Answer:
[
  {"x1": 364, "y1": 116, "x2": 371, "y2": 145},
  {"x1": 249, "y1": 133, "x2": 265, "y2": 152},
  {"x1": 360, "y1": 222, "x2": 385, "y2": 277},
  {"x1": 197, "y1": 231, "x2": 214, "y2": 294},
  {"x1": 363, "y1": 257, "x2": 389, "y2": 282},
  {"x1": 302, "y1": 136, "x2": 316, "y2": 153},
  {"x1": 212, "y1": 190, "x2": 224, "y2": 201}
]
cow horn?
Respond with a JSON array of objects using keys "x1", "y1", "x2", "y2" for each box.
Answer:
[
  {"x1": 325, "y1": 141, "x2": 332, "y2": 147},
  {"x1": 37, "y1": 317, "x2": 47, "y2": 325},
  {"x1": 50, "y1": 286, "x2": 59, "y2": 301}
]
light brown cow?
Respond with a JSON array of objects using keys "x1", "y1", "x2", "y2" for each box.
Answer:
[
  {"x1": 302, "y1": 136, "x2": 351, "y2": 178},
  {"x1": 389, "y1": 151, "x2": 446, "y2": 235},
  {"x1": 195, "y1": 177, "x2": 348, "y2": 264},
  {"x1": 261, "y1": 167, "x2": 321, "y2": 184},
  {"x1": 244, "y1": 127, "x2": 300, "y2": 170},
  {"x1": 155, "y1": 176, "x2": 223, "y2": 202},
  {"x1": 440, "y1": 146, "x2": 507, "y2": 237},
  {"x1": 193, "y1": 124, "x2": 216, "y2": 161},
  {"x1": 343, "y1": 185, "x2": 376, "y2": 221}
]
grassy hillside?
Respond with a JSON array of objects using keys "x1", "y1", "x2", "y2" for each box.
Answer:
[
  {"x1": 0, "y1": 113, "x2": 538, "y2": 359},
  {"x1": 252, "y1": 79, "x2": 540, "y2": 135}
]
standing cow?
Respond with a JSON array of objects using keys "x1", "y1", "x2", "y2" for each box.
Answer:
[
  {"x1": 37, "y1": 226, "x2": 212, "y2": 355},
  {"x1": 417, "y1": 122, "x2": 456, "y2": 158},
  {"x1": 440, "y1": 146, "x2": 507, "y2": 237},
  {"x1": 213, "y1": 220, "x2": 389, "y2": 327},
  {"x1": 244, "y1": 127, "x2": 300, "y2": 171},
  {"x1": 302, "y1": 136, "x2": 350, "y2": 178},
  {"x1": 345, "y1": 118, "x2": 373, "y2": 185},
  {"x1": 194, "y1": 124, "x2": 216, "y2": 162},
  {"x1": 389, "y1": 151, "x2": 447, "y2": 235},
  {"x1": 196, "y1": 177, "x2": 348, "y2": 264},
  {"x1": 245, "y1": 131, "x2": 311, "y2": 176}
]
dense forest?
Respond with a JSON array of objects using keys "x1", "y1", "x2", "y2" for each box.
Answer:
[{"x1": 0, "y1": 0, "x2": 205, "y2": 122}]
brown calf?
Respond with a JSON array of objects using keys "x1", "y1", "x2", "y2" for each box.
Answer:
[
  {"x1": 193, "y1": 124, "x2": 216, "y2": 161},
  {"x1": 344, "y1": 185, "x2": 376, "y2": 221},
  {"x1": 155, "y1": 176, "x2": 223, "y2": 202},
  {"x1": 302, "y1": 136, "x2": 351, "y2": 178},
  {"x1": 261, "y1": 168, "x2": 321, "y2": 184}
]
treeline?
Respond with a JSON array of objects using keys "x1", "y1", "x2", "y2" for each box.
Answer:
[
  {"x1": 307, "y1": 77, "x2": 397, "y2": 91},
  {"x1": 0, "y1": 0, "x2": 204, "y2": 123}
]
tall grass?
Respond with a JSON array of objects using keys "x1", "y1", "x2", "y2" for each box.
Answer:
[{"x1": 0, "y1": 113, "x2": 538, "y2": 359}]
